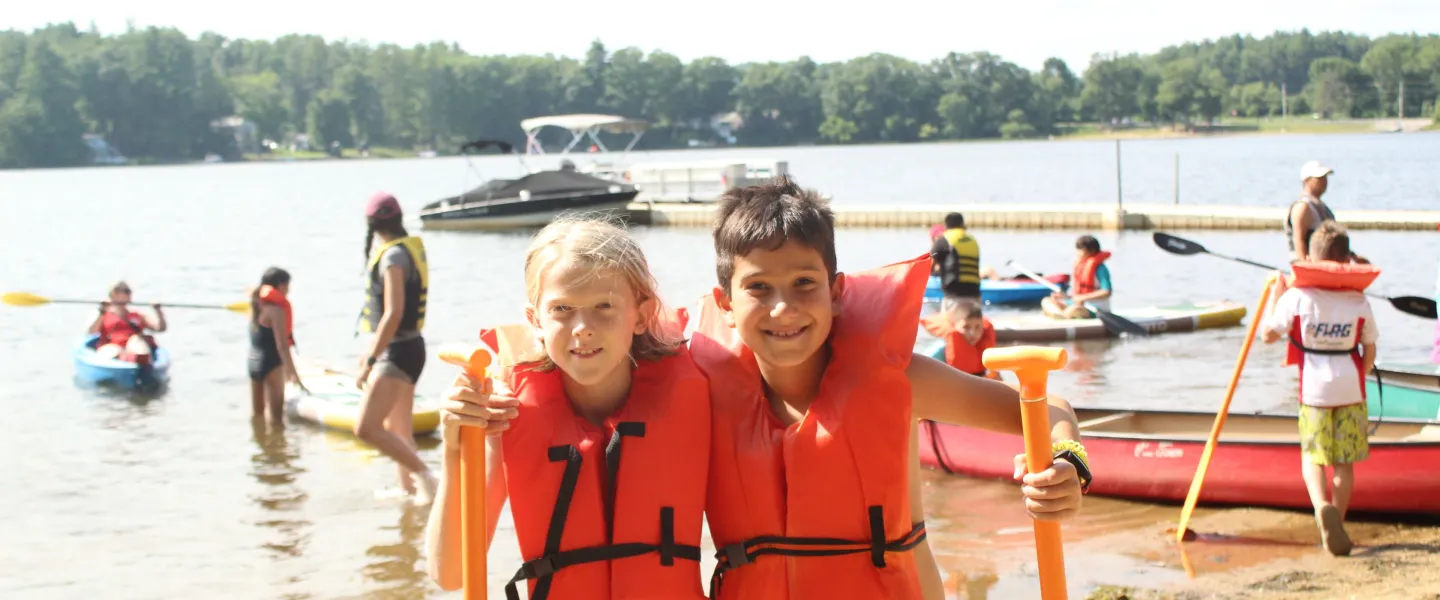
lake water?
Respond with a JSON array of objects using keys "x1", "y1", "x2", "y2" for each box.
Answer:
[{"x1": 2, "y1": 133, "x2": 1437, "y2": 599}]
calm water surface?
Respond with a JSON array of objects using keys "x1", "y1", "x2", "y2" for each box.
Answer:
[{"x1": 3, "y1": 135, "x2": 1438, "y2": 599}]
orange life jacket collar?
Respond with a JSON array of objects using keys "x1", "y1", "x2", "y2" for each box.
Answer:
[{"x1": 1287, "y1": 261, "x2": 1380, "y2": 292}]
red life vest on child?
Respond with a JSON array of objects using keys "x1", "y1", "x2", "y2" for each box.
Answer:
[
  {"x1": 692, "y1": 254, "x2": 932, "y2": 600},
  {"x1": 1280, "y1": 261, "x2": 1381, "y2": 405},
  {"x1": 257, "y1": 285, "x2": 295, "y2": 346},
  {"x1": 920, "y1": 314, "x2": 999, "y2": 379},
  {"x1": 481, "y1": 309, "x2": 710, "y2": 600},
  {"x1": 1073, "y1": 251, "x2": 1112, "y2": 295}
]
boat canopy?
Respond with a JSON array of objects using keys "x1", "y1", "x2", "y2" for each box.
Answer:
[{"x1": 520, "y1": 114, "x2": 648, "y2": 155}]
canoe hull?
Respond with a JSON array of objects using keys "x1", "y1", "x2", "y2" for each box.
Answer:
[
  {"x1": 991, "y1": 301, "x2": 1247, "y2": 342},
  {"x1": 918, "y1": 410, "x2": 1440, "y2": 515},
  {"x1": 1367, "y1": 361, "x2": 1440, "y2": 420},
  {"x1": 284, "y1": 369, "x2": 440, "y2": 436},
  {"x1": 72, "y1": 335, "x2": 171, "y2": 391},
  {"x1": 925, "y1": 275, "x2": 1069, "y2": 305}
]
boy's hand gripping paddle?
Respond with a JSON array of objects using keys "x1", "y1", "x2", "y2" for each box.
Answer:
[
  {"x1": 438, "y1": 346, "x2": 495, "y2": 600},
  {"x1": 983, "y1": 346, "x2": 1070, "y2": 600}
]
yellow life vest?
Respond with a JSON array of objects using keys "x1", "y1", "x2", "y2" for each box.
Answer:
[
  {"x1": 357, "y1": 236, "x2": 429, "y2": 334},
  {"x1": 941, "y1": 227, "x2": 980, "y2": 285}
]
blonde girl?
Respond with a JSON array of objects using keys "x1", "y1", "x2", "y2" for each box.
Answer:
[{"x1": 424, "y1": 214, "x2": 711, "y2": 600}]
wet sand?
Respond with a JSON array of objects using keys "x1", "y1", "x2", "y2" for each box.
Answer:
[{"x1": 1077, "y1": 506, "x2": 1440, "y2": 600}]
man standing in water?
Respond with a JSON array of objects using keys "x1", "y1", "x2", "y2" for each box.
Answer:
[
  {"x1": 930, "y1": 212, "x2": 982, "y2": 315},
  {"x1": 1286, "y1": 160, "x2": 1367, "y2": 264}
]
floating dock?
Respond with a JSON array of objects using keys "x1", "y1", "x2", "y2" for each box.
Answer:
[{"x1": 625, "y1": 202, "x2": 1440, "y2": 231}]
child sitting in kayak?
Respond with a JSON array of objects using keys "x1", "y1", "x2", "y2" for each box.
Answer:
[
  {"x1": 921, "y1": 299, "x2": 1001, "y2": 381},
  {"x1": 1261, "y1": 221, "x2": 1378, "y2": 557},
  {"x1": 86, "y1": 280, "x2": 166, "y2": 362},
  {"x1": 426, "y1": 215, "x2": 711, "y2": 599},
  {"x1": 1042, "y1": 235, "x2": 1112, "y2": 319},
  {"x1": 692, "y1": 176, "x2": 1087, "y2": 600}
]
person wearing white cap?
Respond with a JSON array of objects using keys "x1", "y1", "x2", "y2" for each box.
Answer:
[{"x1": 1286, "y1": 160, "x2": 1357, "y2": 263}]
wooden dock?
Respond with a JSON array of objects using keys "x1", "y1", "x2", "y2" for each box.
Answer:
[{"x1": 625, "y1": 202, "x2": 1440, "y2": 231}]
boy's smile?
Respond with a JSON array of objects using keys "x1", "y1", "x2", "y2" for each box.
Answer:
[{"x1": 713, "y1": 240, "x2": 844, "y2": 370}]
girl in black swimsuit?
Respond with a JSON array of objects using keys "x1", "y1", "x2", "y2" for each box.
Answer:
[{"x1": 249, "y1": 267, "x2": 301, "y2": 422}]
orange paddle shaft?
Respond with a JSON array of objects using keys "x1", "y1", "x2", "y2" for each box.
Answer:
[
  {"x1": 439, "y1": 347, "x2": 495, "y2": 600},
  {"x1": 1175, "y1": 273, "x2": 1277, "y2": 542},
  {"x1": 982, "y1": 346, "x2": 1070, "y2": 600}
]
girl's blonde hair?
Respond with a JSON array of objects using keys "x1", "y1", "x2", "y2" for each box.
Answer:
[{"x1": 520, "y1": 212, "x2": 682, "y2": 371}]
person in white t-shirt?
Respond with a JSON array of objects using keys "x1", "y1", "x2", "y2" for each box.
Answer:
[{"x1": 1261, "y1": 221, "x2": 1378, "y2": 557}]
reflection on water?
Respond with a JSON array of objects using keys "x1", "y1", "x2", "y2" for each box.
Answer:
[
  {"x1": 363, "y1": 505, "x2": 433, "y2": 598},
  {"x1": 250, "y1": 418, "x2": 311, "y2": 561}
]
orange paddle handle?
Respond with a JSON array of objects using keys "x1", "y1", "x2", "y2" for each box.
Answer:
[
  {"x1": 1174, "y1": 273, "x2": 1277, "y2": 542},
  {"x1": 982, "y1": 346, "x2": 1069, "y2": 600},
  {"x1": 439, "y1": 348, "x2": 494, "y2": 600}
]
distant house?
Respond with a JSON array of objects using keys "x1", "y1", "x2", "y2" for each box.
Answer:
[
  {"x1": 83, "y1": 134, "x2": 126, "y2": 165},
  {"x1": 211, "y1": 116, "x2": 260, "y2": 155}
]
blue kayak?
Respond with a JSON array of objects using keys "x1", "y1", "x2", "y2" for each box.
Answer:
[
  {"x1": 925, "y1": 276, "x2": 1069, "y2": 305},
  {"x1": 73, "y1": 334, "x2": 172, "y2": 391}
]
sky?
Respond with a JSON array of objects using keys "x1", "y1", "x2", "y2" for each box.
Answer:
[{"x1": 5, "y1": 0, "x2": 1437, "y2": 71}]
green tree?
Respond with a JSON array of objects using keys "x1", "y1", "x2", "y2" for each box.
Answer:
[{"x1": 0, "y1": 38, "x2": 88, "y2": 167}]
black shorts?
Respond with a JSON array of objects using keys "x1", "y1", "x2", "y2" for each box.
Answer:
[{"x1": 375, "y1": 335, "x2": 426, "y2": 384}]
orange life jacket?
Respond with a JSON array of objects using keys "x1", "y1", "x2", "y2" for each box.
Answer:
[
  {"x1": 1282, "y1": 261, "x2": 1380, "y2": 370},
  {"x1": 99, "y1": 310, "x2": 147, "y2": 348},
  {"x1": 1073, "y1": 250, "x2": 1112, "y2": 295},
  {"x1": 691, "y1": 254, "x2": 931, "y2": 600},
  {"x1": 257, "y1": 285, "x2": 295, "y2": 346},
  {"x1": 492, "y1": 315, "x2": 711, "y2": 600},
  {"x1": 920, "y1": 314, "x2": 999, "y2": 379}
]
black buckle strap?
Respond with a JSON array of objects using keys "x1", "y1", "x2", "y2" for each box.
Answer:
[
  {"x1": 504, "y1": 511, "x2": 700, "y2": 600},
  {"x1": 707, "y1": 514, "x2": 927, "y2": 599}
]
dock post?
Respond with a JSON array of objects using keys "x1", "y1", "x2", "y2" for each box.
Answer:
[
  {"x1": 1114, "y1": 139, "x2": 1123, "y2": 212},
  {"x1": 1173, "y1": 153, "x2": 1180, "y2": 205}
]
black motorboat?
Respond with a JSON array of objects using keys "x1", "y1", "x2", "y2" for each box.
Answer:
[{"x1": 419, "y1": 140, "x2": 640, "y2": 230}]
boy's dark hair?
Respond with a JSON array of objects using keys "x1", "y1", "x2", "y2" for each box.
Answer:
[
  {"x1": 944, "y1": 212, "x2": 965, "y2": 228},
  {"x1": 1308, "y1": 221, "x2": 1351, "y2": 262},
  {"x1": 713, "y1": 175, "x2": 837, "y2": 291},
  {"x1": 1075, "y1": 235, "x2": 1101, "y2": 253}
]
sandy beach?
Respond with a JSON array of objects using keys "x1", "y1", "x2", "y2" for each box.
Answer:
[{"x1": 1084, "y1": 507, "x2": 1440, "y2": 599}]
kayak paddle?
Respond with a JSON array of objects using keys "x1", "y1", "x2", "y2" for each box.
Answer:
[
  {"x1": 1152, "y1": 232, "x2": 1438, "y2": 319},
  {"x1": 2, "y1": 292, "x2": 250, "y2": 313},
  {"x1": 982, "y1": 346, "x2": 1070, "y2": 600},
  {"x1": 438, "y1": 345, "x2": 494, "y2": 600},
  {"x1": 1174, "y1": 273, "x2": 1277, "y2": 543},
  {"x1": 1007, "y1": 261, "x2": 1151, "y2": 338}
]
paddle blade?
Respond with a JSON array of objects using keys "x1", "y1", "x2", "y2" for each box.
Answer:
[
  {"x1": 1389, "y1": 296, "x2": 1439, "y2": 319},
  {"x1": 1153, "y1": 232, "x2": 1206, "y2": 256},
  {"x1": 1096, "y1": 308, "x2": 1151, "y2": 337},
  {"x1": 1, "y1": 292, "x2": 50, "y2": 307},
  {"x1": 225, "y1": 301, "x2": 251, "y2": 313}
]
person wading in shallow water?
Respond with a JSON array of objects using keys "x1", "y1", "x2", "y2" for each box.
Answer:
[{"x1": 355, "y1": 192, "x2": 438, "y2": 505}]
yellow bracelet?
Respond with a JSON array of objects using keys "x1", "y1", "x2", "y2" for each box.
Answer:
[{"x1": 1051, "y1": 439, "x2": 1089, "y2": 468}]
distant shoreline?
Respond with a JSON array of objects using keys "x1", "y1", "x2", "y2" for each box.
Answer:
[
  {"x1": 238, "y1": 117, "x2": 1432, "y2": 163},
  {"x1": 9, "y1": 118, "x2": 1434, "y2": 171}
]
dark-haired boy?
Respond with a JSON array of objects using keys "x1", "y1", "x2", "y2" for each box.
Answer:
[{"x1": 690, "y1": 177, "x2": 1089, "y2": 600}]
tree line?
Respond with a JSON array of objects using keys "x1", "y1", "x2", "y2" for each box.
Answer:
[{"x1": 1, "y1": 24, "x2": 1438, "y2": 169}]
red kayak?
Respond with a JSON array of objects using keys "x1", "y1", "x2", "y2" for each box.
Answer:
[{"x1": 918, "y1": 408, "x2": 1440, "y2": 515}]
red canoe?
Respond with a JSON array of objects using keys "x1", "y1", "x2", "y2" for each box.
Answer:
[{"x1": 918, "y1": 408, "x2": 1440, "y2": 515}]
